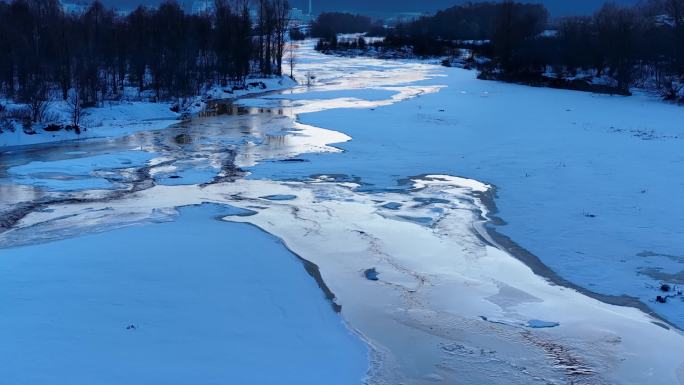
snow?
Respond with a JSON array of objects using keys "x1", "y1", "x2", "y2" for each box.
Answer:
[
  {"x1": 254, "y1": 41, "x2": 684, "y2": 328},
  {"x1": 412, "y1": 174, "x2": 490, "y2": 193},
  {"x1": 5, "y1": 176, "x2": 684, "y2": 384},
  {"x1": 0, "y1": 77, "x2": 297, "y2": 149},
  {"x1": 0, "y1": 204, "x2": 368, "y2": 385},
  {"x1": 184, "y1": 76, "x2": 299, "y2": 115},
  {"x1": 205, "y1": 76, "x2": 297, "y2": 101},
  {"x1": 0, "y1": 101, "x2": 179, "y2": 148}
]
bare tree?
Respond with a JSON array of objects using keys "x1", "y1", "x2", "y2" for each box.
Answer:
[
  {"x1": 66, "y1": 88, "x2": 87, "y2": 131},
  {"x1": 286, "y1": 42, "x2": 297, "y2": 79},
  {"x1": 0, "y1": 103, "x2": 12, "y2": 134},
  {"x1": 667, "y1": 0, "x2": 684, "y2": 76},
  {"x1": 257, "y1": 0, "x2": 272, "y2": 74},
  {"x1": 257, "y1": 0, "x2": 290, "y2": 76},
  {"x1": 273, "y1": 0, "x2": 290, "y2": 76},
  {"x1": 305, "y1": 71, "x2": 315, "y2": 87},
  {"x1": 21, "y1": 82, "x2": 50, "y2": 123},
  {"x1": 595, "y1": 3, "x2": 639, "y2": 92}
]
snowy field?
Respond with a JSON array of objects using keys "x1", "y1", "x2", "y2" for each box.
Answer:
[
  {"x1": 1, "y1": 40, "x2": 684, "y2": 385},
  {"x1": 0, "y1": 204, "x2": 368, "y2": 385}
]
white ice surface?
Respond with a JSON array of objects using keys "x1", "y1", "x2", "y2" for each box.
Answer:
[
  {"x1": 4, "y1": 176, "x2": 684, "y2": 384},
  {"x1": 270, "y1": 40, "x2": 684, "y2": 327}
]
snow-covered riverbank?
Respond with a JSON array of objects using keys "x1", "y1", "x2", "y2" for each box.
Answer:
[
  {"x1": 0, "y1": 101, "x2": 180, "y2": 148},
  {"x1": 0, "y1": 77, "x2": 296, "y2": 148}
]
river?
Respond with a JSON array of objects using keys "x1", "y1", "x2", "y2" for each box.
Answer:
[{"x1": 1, "y1": 41, "x2": 683, "y2": 385}]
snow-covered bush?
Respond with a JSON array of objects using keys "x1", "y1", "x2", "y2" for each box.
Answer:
[
  {"x1": 22, "y1": 118, "x2": 35, "y2": 135},
  {"x1": 66, "y1": 89, "x2": 87, "y2": 128},
  {"x1": 660, "y1": 80, "x2": 684, "y2": 103},
  {"x1": 0, "y1": 103, "x2": 10, "y2": 134},
  {"x1": 0, "y1": 118, "x2": 13, "y2": 134},
  {"x1": 7, "y1": 106, "x2": 30, "y2": 121}
]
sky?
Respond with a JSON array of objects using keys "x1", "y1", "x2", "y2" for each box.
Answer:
[{"x1": 100, "y1": 0, "x2": 641, "y2": 16}]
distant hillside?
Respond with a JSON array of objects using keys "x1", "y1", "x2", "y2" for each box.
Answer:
[
  {"x1": 287, "y1": 0, "x2": 640, "y2": 16},
  {"x1": 97, "y1": 0, "x2": 640, "y2": 17}
]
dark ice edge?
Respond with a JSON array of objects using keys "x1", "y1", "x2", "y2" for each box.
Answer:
[
  {"x1": 397, "y1": 173, "x2": 675, "y2": 330},
  {"x1": 471, "y1": 182, "x2": 675, "y2": 331},
  {"x1": 234, "y1": 221, "x2": 342, "y2": 313}
]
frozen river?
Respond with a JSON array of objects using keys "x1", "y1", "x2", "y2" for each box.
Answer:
[{"x1": 1, "y1": 41, "x2": 684, "y2": 384}]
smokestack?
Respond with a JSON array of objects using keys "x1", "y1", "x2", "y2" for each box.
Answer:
[{"x1": 308, "y1": 0, "x2": 312, "y2": 15}]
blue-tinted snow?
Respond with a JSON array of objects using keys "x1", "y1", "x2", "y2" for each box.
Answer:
[
  {"x1": 252, "y1": 66, "x2": 684, "y2": 327},
  {"x1": 0, "y1": 204, "x2": 368, "y2": 385}
]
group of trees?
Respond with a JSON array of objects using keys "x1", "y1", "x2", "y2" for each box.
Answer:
[
  {"x1": 534, "y1": 0, "x2": 684, "y2": 94},
  {"x1": 445, "y1": 0, "x2": 684, "y2": 95},
  {"x1": 0, "y1": 0, "x2": 291, "y2": 125},
  {"x1": 316, "y1": 1, "x2": 684, "y2": 97},
  {"x1": 310, "y1": 12, "x2": 374, "y2": 38},
  {"x1": 394, "y1": 2, "x2": 546, "y2": 41},
  {"x1": 255, "y1": 0, "x2": 289, "y2": 76},
  {"x1": 380, "y1": 3, "x2": 547, "y2": 56}
]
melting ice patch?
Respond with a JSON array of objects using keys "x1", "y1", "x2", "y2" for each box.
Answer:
[
  {"x1": 528, "y1": 320, "x2": 561, "y2": 329},
  {"x1": 261, "y1": 194, "x2": 297, "y2": 201},
  {"x1": 8, "y1": 150, "x2": 155, "y2": 191}
]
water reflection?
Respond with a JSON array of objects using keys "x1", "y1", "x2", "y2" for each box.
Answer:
[
  {"x1": 0, "y1": 39, "x2": 440, "y2": 212},
  {"x1": 0, "y1": 98, "x2": 346, "y2": 204},
  {"x1": 200, "y1": 101, "x2": 287, "y2": 119},
  {"x1": 0, "y1": 184, "x2": 44, "y2": 210}
]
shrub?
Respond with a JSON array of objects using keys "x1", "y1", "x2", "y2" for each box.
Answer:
[
  {"x1": 290, "y1": 28, "x2": 306, "y2": 41},
  {"x1": 0, "y1": 118, "x2": 13, "y2": 134}
]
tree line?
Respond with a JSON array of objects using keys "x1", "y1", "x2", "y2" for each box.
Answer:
[
  {"x1": 0, "y1": 0, "x2": 290, "y2": 120},
  {"x1": 316, "y1": 1, "x2": 684, "y2": 99},
  {"x1": 310, "y1": 12, "x2": 384, "y2": 39},
  {"x1": 531, "y1": 0, "x2": 684, "y2": 96},
  {"x1": 477, "y1": 0, "x2": 684, "y2": 96}
]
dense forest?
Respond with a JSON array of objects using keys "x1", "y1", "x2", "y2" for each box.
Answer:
[
  {"x1": 309, "y1": 12, "x2": 373, "y2": 38},
  {"x1": 478, "y1": 0, "x2": 684, "y2": 96},
  {"x1": 0, "y1": 0, "x2": 290, "y2": 123},
  {"x1": 317, "y1": 0, "x2": 684, "y2": 98}
]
